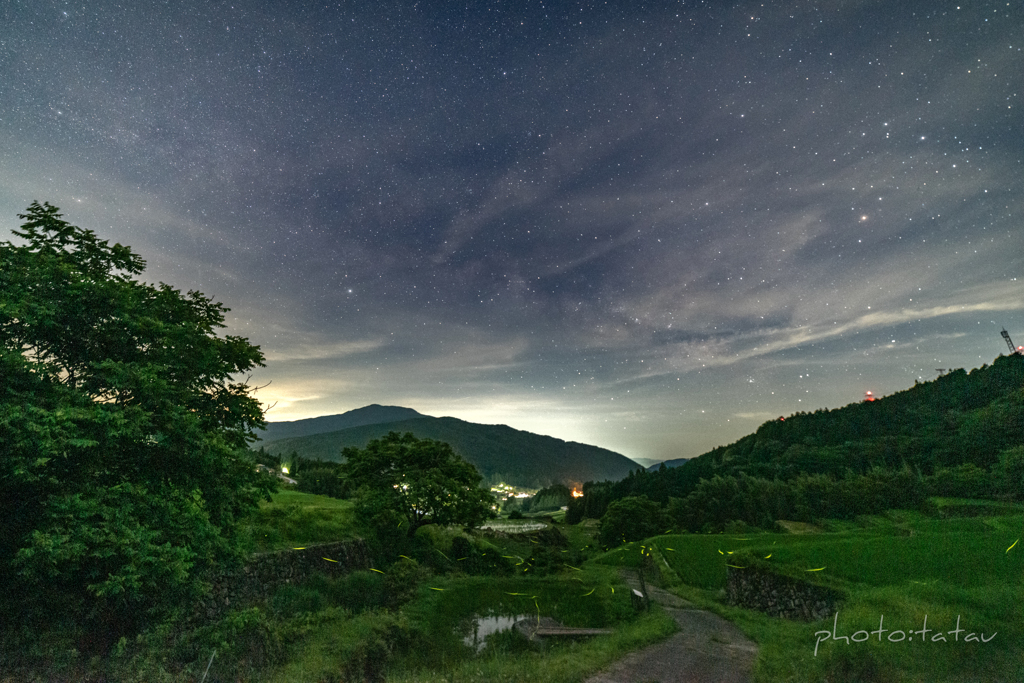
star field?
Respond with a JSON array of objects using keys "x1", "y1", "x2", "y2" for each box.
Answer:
[{"x1": 2, "y1": 1, "x2": 1022, "y2": 461}]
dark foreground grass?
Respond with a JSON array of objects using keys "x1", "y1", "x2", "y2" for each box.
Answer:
[
  {"x1": 249, "y1": 502, "x2": 1023, "y2": 682},
  {"x1": 255, "y1": 567, "x2": 678, "y2": 683},
  {"x1": 13, "y1": 495, "x2": 681, "y2": 682},
  {"x1": 387, "y1": 609, "x2": 676, "y2": 683},
  {"x1": 62, "y1": 495, "x2": 1022, "y2": 682},
  {"x1": 230, "y1": 501, "x2": 679, "y2": 683},
  {"x1": 387, "y1": 570, "x2": 677, "y2": 683}
]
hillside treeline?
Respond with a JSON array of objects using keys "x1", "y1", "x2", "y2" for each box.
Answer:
[
  {"x1": 260, "y1": 416, "x2": 640, "y2": 488},
  {"x1": 570, "y1": 354, "x2": 1024, "y2": 536}
]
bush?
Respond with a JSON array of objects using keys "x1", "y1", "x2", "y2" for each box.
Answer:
[
  {"x1": 384, "y1": 557, "x2": 429, "y2": 608},
  {"x1": 295, "y1": 465, "x2": 346, "y2": 499},
  {"x1": 926, "y1": 463, "x2": 993, "y2": 499},
  {"x1": 270, "y1": 584, "x2": 330, "y2": 618},
  {"x1": 723, "y1": 519, "x2": 751, "y2": 534},
  {"x1": 995, "y1": 446, "x2": 1024, "y2": 500},
  {"x1": 598, "y1": 496, "x2": 669, "y2": 547},
  {"x1": 340, "y1": 613, "x2": 416, "y2": 683},
  {"x1": 183, "y1": 608, "x2": 286, "y2": 681},
  {"x1": 450, "y1": 536, "x2": 514, "y2": 576},
  {"x1": 332, "y1": 571, "x2": 389, "y2": 613}
]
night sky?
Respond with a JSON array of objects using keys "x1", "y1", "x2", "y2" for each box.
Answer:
[{"x1": 3, "y1": 1, "x2": 1022, "y2": 463}]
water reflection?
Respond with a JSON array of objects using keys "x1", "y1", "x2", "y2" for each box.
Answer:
[{"x1": 461, "y1": 614, "x2": 530, "y2": 652}]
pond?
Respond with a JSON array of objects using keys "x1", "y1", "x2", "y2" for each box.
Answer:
[{"x1": 460, "y1": 613, "x2": 531, "y2": 652}]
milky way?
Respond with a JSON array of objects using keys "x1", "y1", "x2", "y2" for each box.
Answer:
[{"x1": 2, "y1": 1, "x2": 1022, "y2": 461}]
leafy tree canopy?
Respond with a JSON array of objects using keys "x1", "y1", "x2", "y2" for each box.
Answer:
[
  {"x1": 0, "y1": 202, "x2": 273, "y2": 639},
  {"x1": 598, "y1": 495, "x2": 669, "y2": 547},
  {"x1": 523, "y1": 482, "x2": 572, "y2": 512},
  {"x1": 339, "y1": 431, "x2": 495, "y2": 536}
]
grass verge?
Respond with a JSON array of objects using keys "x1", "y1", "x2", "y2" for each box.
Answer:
[{"x1": 243, "y1": 490, "x2": 358, "y2": 552}]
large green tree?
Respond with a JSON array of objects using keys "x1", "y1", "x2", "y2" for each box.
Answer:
[
  {"x1": 0, "y1": 202, "x2": 273, "y2": 641},
  {"x1": 598, "y1": 495, "x2": 669, "y2": 547},
  {"x1": 339, "y1": 431, "x2": 494, "y2": 536}
]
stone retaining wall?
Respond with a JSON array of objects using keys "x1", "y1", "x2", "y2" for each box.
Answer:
[
  {"x1": 726, "y1": 565, "x2": 842, "y2": 621},
  {"x1": 195, "y1": 539, "x2": 371, "y2": 622}
]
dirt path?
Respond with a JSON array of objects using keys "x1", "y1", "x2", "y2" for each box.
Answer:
[{"x1": 584, "y1": 571, "x2": 758, "y2": 683}]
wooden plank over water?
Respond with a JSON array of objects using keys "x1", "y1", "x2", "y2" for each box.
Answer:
[
  {"x1": 533, "y1": 626, "x2": 613, "y2": 637},
  {"x1": 515, "y1": 617, "x2": 613, "y2": 639}
]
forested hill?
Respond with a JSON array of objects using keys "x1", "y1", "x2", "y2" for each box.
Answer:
[
  {"x1": 258, "y1": 404, "x2": 426, "y2": 442},
  {"x1": 259, "y1": 415, "x2": 641, "y2": 488},
  {"x1": 570, "y1": 354, "x2": 1024, "y2": 527},
  {"x1": 703, "y1": 352, "x2": 1024, "y2": 479}
]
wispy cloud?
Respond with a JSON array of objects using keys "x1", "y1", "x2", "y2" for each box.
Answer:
[{"x1": 262, "y1": 339, "x2": 386, "y2": 362}]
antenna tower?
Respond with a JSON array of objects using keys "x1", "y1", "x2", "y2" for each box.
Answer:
[{"x1": 1001, "y1": 329, "x2": 1018, "y2": 354}]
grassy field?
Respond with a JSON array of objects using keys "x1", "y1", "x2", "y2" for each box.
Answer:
[
  {"x1": 124, "y1": 493, "x2": 1021, "y2": 682},
  {"x1": 612, "y1": 508, "x2": 1024, "y2": 682},
  {"x1": 227, "y1": 495, "x2": 676, "y2": 682},
  {"x1": 243, "y1": 490, "x2": 359, "y2": 552}
]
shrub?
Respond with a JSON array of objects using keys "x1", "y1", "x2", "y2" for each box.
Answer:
[
  {"x1": 599, "y1": 496, "x2": 669, "y2": 547},
  {"x1": 450, "y1": 536, "x2": 514, "y2": 576},
  {"x1": 331, "y1": 571, "x2": 389, "y2": 613},
  {"x1": 182, "y1": 608, "x2": 285, "y2": 681}
]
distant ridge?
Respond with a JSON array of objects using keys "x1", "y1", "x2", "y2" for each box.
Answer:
[
  {"x1": 258, "y1": 410, "x2": 641, "y2": 488},
  {"x1": 258, "y1": 404, "x2": 425, "y2": 442},
  {"x1": 629, "y1": 457, "x2": 665, "y2": 469},
  {"x1": 648, "y1": 457, "x2": 689, "y2": 470}
]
